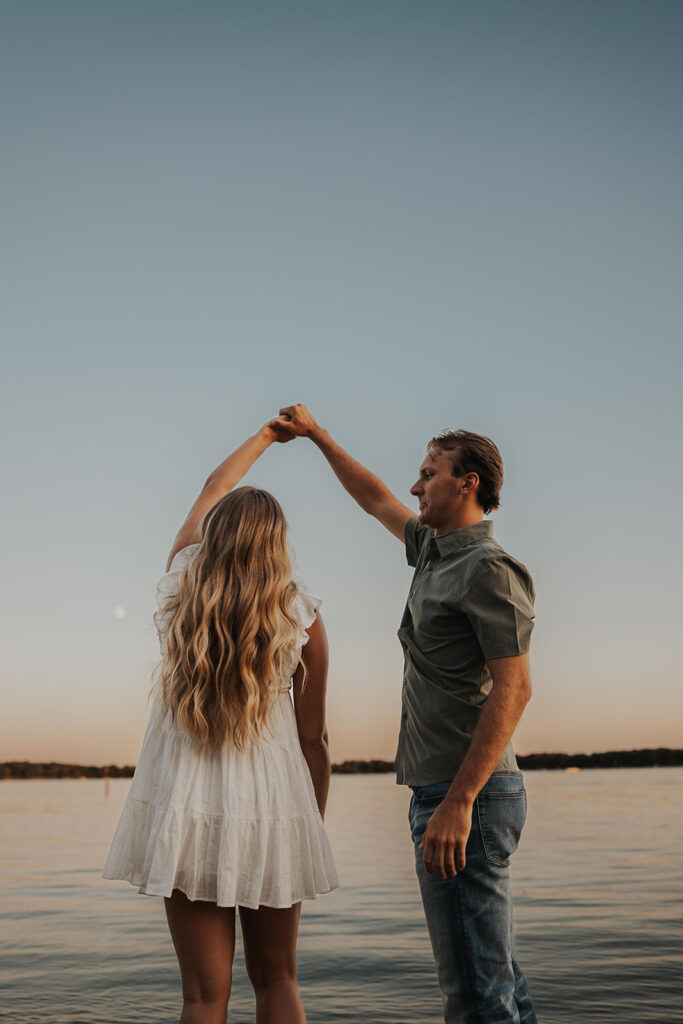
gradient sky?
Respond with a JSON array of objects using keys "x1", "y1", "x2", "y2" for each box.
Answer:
[{"x1": 2, "y1": 1, "x2": 682, "y2": 765}]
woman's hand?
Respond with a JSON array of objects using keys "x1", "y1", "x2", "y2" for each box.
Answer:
[{"x1": 260, "y1": 418, "x2": 297, "y2": 445}]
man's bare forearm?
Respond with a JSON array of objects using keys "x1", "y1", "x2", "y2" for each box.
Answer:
[
  {"x1": 447, "y1": 665, "x2": 531, "y2": 806},
  {"x1": 277, "y1": 403, "x2": 413, "y2": 540},
  {"x1": 310, "y1": 426, "x2": 393, "y2": 514}
]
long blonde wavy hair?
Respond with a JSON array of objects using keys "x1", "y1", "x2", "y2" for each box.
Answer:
[{"x1": 156, "y1": 487, "x2": 301, "y2": 751}]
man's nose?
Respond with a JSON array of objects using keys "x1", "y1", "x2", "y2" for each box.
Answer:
[{"x1": 410, "y1": 481, "x2": 422, "y2": 496}]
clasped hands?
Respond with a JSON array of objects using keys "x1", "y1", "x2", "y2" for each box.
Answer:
[{"x1": 261, "y1": 404, "x2": 320, "y2": 445}]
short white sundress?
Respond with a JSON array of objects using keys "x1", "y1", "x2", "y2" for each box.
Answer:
[{"x1": 102, "y1": 544, "x2": 339, "y2": 909}]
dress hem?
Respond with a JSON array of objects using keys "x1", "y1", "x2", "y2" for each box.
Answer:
[{"x1": 100, "y1": 871, "x2": 339, "y2": 910}]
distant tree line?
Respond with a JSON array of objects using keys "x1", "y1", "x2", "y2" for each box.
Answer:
[
  {"x1": 1, "y1": 749, "x2": 682, "y2": 780},
  {"x1": 0, "y1": 762, "x2": 136, "y2": 780},
  {"x1": 332, "y1": 759, "x2": 395, "y2": 774},
  {"x1": 332, "y1": 749, "x2": 683, "y2": 773},
  {"x1": 517, "y1": 748, "x2": 683, "y2": 770}
]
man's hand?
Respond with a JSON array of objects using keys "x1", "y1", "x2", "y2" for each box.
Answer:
[
  {"x1": 260, "y1": 419, "x2": 296, "y2": 444},
  {"x1": 419, "y1": 796, "x2": 473, "y2": 878},
  {"x1": 277, "y1": 404, "x2": 321, "y2": 439}
]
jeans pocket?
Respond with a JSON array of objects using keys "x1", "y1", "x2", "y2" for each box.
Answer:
[{"x1": 476, "y1": 783, "x2": 527, "y2": 867}]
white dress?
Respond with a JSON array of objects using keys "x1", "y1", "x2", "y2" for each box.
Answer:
[{"x1": 102, "y1": 545, "x2": 339, "y2": 909}]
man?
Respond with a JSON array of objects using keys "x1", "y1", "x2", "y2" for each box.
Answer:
[{"x1": 276, "y1": 403, "x2": 537, "y2": 1024}]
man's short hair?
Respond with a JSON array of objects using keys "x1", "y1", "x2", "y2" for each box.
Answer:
[{"x1": 427, "y1": 429, "x2": 504, "y2": 515}]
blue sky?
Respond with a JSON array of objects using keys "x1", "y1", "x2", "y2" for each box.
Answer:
[{"x1": 2, "y1": 1, "x2": 682, "y2": 764}]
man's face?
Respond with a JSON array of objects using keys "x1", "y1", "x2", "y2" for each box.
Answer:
[{"x1": 409, "y1": 450, "x2": 463, "y2": 530}]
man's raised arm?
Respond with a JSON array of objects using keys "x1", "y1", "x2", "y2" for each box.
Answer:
[{"x1": 276, "y1": 404, "x2": 414, "y2": 541}]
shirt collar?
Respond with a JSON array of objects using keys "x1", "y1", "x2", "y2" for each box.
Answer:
[{"x1": 428, "y1": 520, "x2": 493, "y2": 559}]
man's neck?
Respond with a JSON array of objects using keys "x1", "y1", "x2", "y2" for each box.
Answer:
[{"x1": 433, "y1": 509, "x2": 484, "y2": 537}]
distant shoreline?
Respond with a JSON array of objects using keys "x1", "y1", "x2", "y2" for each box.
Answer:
[{"x1": 1, "y1": 748, "x2": 682, "y2": 779}]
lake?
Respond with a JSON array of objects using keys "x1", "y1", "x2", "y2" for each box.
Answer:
[{"x1": 1, "y1": 768, "x2": 681, "y2": 1023}]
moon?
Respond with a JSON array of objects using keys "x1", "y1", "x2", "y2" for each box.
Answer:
[{"x1": 113, "y1": 606, "x2": 126, "y2": 620}]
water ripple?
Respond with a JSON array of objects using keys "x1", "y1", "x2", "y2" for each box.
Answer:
[{"x1": 1, "y1": 769, "x2": 681, "y2": 1023}]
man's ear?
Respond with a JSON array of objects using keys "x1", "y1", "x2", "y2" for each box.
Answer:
[{"x1": 461, "y1": 472, "x2": 479, "y2": 495}]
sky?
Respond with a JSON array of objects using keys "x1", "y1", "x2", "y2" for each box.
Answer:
[{"x1": 1, "y1": 1, "x2": 682, "y2": 765}]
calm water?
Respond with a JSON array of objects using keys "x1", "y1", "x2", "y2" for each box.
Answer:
[{"x1": 1, "y1": 769, "x2": 681, "y2": 1023}]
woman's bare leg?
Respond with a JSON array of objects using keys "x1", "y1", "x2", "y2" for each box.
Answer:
[
  {"x1": 239, "y1": 903, "x2": 306, "y2": 1024},
  {"x1": 164, "y1": 889, "x2": 236, "y2": 1024}
]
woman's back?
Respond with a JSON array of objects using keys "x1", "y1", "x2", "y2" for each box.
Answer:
[
  {"x1": 155, "y1": 488, "x2": 308, "y2": 754},
  {"x1": 103, "y1": 542, "x2": 337, "y2": 908}
]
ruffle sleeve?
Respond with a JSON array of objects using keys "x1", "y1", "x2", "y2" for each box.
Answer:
[
  {"x1": 153, "y1": 544, "x2": 200, "y2": 647},
  {"x1": 291, "y1": 589, "x2": 322, "y2": 649}
]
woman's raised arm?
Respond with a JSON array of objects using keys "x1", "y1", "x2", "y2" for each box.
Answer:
[{"x1": 165, "y1": 419, "x2": 294, "y2": 571}]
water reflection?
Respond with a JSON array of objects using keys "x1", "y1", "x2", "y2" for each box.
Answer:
[{"x1": 1, "y1": 769, "x2": 681, "y2": 1022}]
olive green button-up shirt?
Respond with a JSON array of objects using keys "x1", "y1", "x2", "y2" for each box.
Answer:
[{"x1": 395, "y1": 517, "x2": 535, "y2": 787}]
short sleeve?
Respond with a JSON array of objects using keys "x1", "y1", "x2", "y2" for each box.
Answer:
[
  {"x1": 153, "y1": 544, "x2": 200, "y2": 644},
  {"x1": 405, "y1": 516, "x2": 431, "y2": 568},
  {"x1": 291, "y1": 590, "x2": 322, "y2": 648},
  {"x1": 461, "y1": 556, "x2": 535, "y2": 660}
]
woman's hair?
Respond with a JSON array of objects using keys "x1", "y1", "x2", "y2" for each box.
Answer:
[{"x1": 155, "y1": 487, "x2": 301, "y2": 751}]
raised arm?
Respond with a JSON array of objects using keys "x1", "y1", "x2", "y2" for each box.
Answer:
[
  {"x1": 292, "y1": 613, "x2": 331, "y2": 818},
  {"x1": 165, "y1": 419, "x2": 294, "y2": 571},
  {"x1": 276, "y1": 404, "x2": 414, "y2": 541}
]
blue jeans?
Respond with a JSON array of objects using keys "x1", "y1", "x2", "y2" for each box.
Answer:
[{"x1": 409, "y1": 772, "x2": 537, "y2": 1024}]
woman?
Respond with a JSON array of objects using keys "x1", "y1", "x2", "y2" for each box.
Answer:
[{"x1": 103, "y1": 418, "x2": 338, "y2": 1024}]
